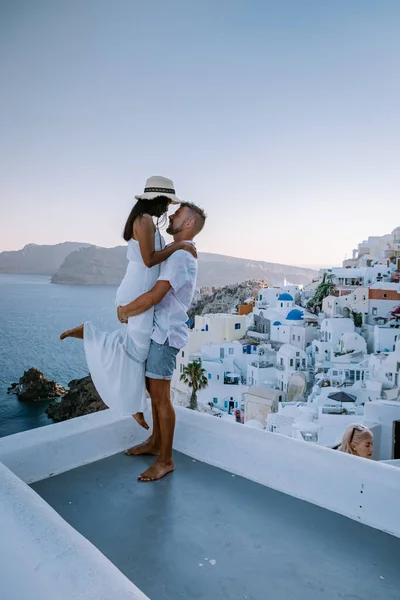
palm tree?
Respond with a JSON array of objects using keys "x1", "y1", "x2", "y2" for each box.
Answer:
[
  {"x1": 307, "y1": 273, "x2": 335, "y2": 313},
  {"x1": 180, "y1": 359, "x2": 208, "y2": 411}
]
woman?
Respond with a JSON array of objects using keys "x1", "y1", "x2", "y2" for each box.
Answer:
[
  {"x1": 337, "y1": 424, "x2": 374, "y2": 459},
  {"x1": 60, "y1": 176, "x2": 196, "y2": 429}
]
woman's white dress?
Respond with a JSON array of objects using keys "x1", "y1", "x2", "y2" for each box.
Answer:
[{"x1": 83, "y1": 233, "x2": 164, "y2": 416}]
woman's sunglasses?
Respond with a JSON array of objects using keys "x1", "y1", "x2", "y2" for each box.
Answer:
[{"x1": 349, "y1": 425, "x2": 366, "y2": 443}]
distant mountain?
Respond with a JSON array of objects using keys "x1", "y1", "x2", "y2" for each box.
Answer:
[
  {"x1": 51, "y1": 245, "x2": 127, "y2": 285},
  {"x1": 51, "y1": 245, "x2": 317, "y2": 288},
  {"x1": 0, "y1": 242, "x2": 90, "y2": 275},
  {"x1": 196, "y1": 252, "x2": 317, "y2": 288}
]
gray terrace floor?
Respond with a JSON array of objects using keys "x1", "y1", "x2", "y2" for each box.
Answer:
[{"x1": 32, "y1": 452, "x2": 400, "y2": 600}]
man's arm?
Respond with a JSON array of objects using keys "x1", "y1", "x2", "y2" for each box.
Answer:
[{"x1": 117, "y1": 280, "x2": 171, "y2": 322}]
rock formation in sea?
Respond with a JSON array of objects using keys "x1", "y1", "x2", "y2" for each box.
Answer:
[
  {"x1": 46, "y1": 375, "x2": 107, "y2": 422},
  {"x1": 8, "y1": 368, "x2": 67, "y2": 401}
]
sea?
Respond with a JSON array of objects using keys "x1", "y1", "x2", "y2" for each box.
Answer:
[{"x1": 0, "y1": 274, "x2": 119, "y2": 438}]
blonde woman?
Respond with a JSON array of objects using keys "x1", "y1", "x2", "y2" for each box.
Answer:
[{"x1": 338, "y1": 424, "x2": 374, "y2": 459}]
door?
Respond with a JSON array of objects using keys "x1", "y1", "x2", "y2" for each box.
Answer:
[{"x1": 393, "y1": 421, "x2": 400, "y2": 459}]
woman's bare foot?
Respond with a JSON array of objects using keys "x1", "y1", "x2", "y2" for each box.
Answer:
[
  {"x1": 138, "y1": 460, "x2": 174, "y2": 482},
  {"x1": 60, "y1": 325, "x2": 84, "y2": 340},
  {"x1": 125, "y1": 440, "x2": 160, "y2": 456},
  {"x1": 133, "y1": 412, "x2": 150, "y2": 430}
]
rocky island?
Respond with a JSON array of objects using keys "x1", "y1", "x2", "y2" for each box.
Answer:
[
  {"x1": 8, "y1": 369, "x2": 107, "y2": 422},
  {"x1": 8, "y1": 368, "x2": 67, "y2": 401}
]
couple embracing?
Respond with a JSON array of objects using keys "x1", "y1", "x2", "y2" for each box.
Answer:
[{"x1": 60, "y1": 176, "x2": 206, "y2": 482}]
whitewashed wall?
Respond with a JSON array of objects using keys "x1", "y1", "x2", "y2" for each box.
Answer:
[
  {"x1": 173, "y1": 408, "x2": 400, "y2": 538},
  {"x1": 1, "y1": 406, "x2": 400, "y2": 543},
  {"x1": 0, "y1": 461, "x2": 149, "y2": 600},
  {"x1": 0, "y1": 409, "x2": 147, "y2": 484},
  {"x1": 364, "y1": 401, "x2": 400, "y2": 460},
  {"x1": 373, "y1": 326, "x2": 399, "y2": 353}
]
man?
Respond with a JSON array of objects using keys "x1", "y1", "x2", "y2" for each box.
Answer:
[{"x1": 117, "y1": 202, "x2": 206, "y2": 482}]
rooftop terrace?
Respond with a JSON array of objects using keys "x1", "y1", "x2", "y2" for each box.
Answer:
[
  {"x1": 33, "y1": 450, "x2": 400, "y2": 600},
  {"x1": 1, "y1": 408, "x2": 400, "y2": 599}
]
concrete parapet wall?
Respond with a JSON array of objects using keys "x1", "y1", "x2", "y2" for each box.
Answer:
[
  {"x1": 0, "y1": 410, "x2": 146, "y2": 483},
  {"x1": 1, "y1": 407, "x2": 399, "y2": 541},
  {"x1": 0, "y1": 460, "x2": 149, "y2": 600},
  {"x1": 173, "y1": 408, "x2": 400, "y2": 538}
]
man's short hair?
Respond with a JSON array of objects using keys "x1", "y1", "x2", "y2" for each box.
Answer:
[{"x1": 181, "y1": 202, "x2": 207, "y2": 234}]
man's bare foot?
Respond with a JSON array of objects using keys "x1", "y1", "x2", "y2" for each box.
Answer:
[
  {"x1": 125, "y1": 440, "x2": 160, "y2": 456},
  {"x1": 133, "y1": 412, "x2": 149, "y2": 430},
  {"x1": 138, "y1": 460, "x2": 174, "y2": 482}
]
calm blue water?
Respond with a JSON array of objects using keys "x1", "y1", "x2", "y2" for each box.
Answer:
[{"x1": 0, "y1": 275, "x2": 119, "y2": 438}]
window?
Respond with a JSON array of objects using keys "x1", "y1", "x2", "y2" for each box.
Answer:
[
  {"x1": 213, "y1": 398, "x2": 218, "y2": 404},
  {"x1": 296, "y1": 352, "x2": 300, "y2": 357},
  {"x1": 298, "y1": 336, "x2": 301, "y2": 341},
  {"x1": 383, "y1": 293, "x2": 387, "y2": 298},
  {"x1": 182, "y1": 351, "x2": 185, "y2": 358},
  {"x1": 224, "y1": 400, "x2": 228, "y2": 408},
  {"x1": 235, "y1": 323, "x2": 241, "y2": 330},
  {"x1": 208, "y1": 373, "x2": 212, "y2": 380},
  {"x1": 372, "y1": 307, "x2": 378, "y2": 316},
  {"x1": 290, "y1": 359, "x2": 293, "y2": 367},
  {"x1": 217, "y1": 375, "x2": 220, "y2": 380},
  {"x1": 235, "y1": 402, "x2": 238, "y2": 408},
  {"x1": 180, "y1": 364, "x2": 183, "y2": 373},
  {"x1": 292, "y1": 335, "x2": 296, "y2": 341},
  {"x1": 205, "y1": 324, "x2": 209, "y2": 331},
  {"x1": 229, "y1": 348, "x2": 234, "y2": 355}
]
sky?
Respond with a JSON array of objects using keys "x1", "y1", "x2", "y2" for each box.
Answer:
[{"x1": 0, "y1": 0, "x2": 399, "y2": 268}]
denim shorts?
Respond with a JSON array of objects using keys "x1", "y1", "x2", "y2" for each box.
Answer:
[{"x1": 145, "y1": 340, "x2": 179, "y2": 381}]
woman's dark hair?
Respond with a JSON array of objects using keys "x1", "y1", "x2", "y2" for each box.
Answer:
[{"x1": 123, "y1": 196, "x2": 170, "y2": 242}]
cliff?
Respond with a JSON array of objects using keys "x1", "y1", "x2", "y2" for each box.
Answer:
[
  {"x1": 188, "y1": 280, "x2": 258, "y2": 319},
  {"x1": 52, "y1": 246, "x2": 317, "y2": 288},
  {"x1": 0, "y1": 242, "x2": 90, "y2": 275},
  {"x1": 51, "y1": 245, "x2": 127, "y2": 285}
]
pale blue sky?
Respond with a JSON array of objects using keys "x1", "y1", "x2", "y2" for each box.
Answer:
[{"x1": 0, "y1": 0, "x2": 399, "y2": 267}]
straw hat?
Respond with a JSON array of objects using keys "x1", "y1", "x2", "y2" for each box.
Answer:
[{"x1": 135, "y1": 176, "x2": 181, "y2": 204}]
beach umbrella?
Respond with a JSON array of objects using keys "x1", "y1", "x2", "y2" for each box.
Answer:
[{"x1": 327, "y1": 391, "x2": 357, "y2": 403}]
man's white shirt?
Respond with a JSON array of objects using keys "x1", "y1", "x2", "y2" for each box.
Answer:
[{"x1": 151, "y1": 244, "x2": 198, "y2": 350}]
